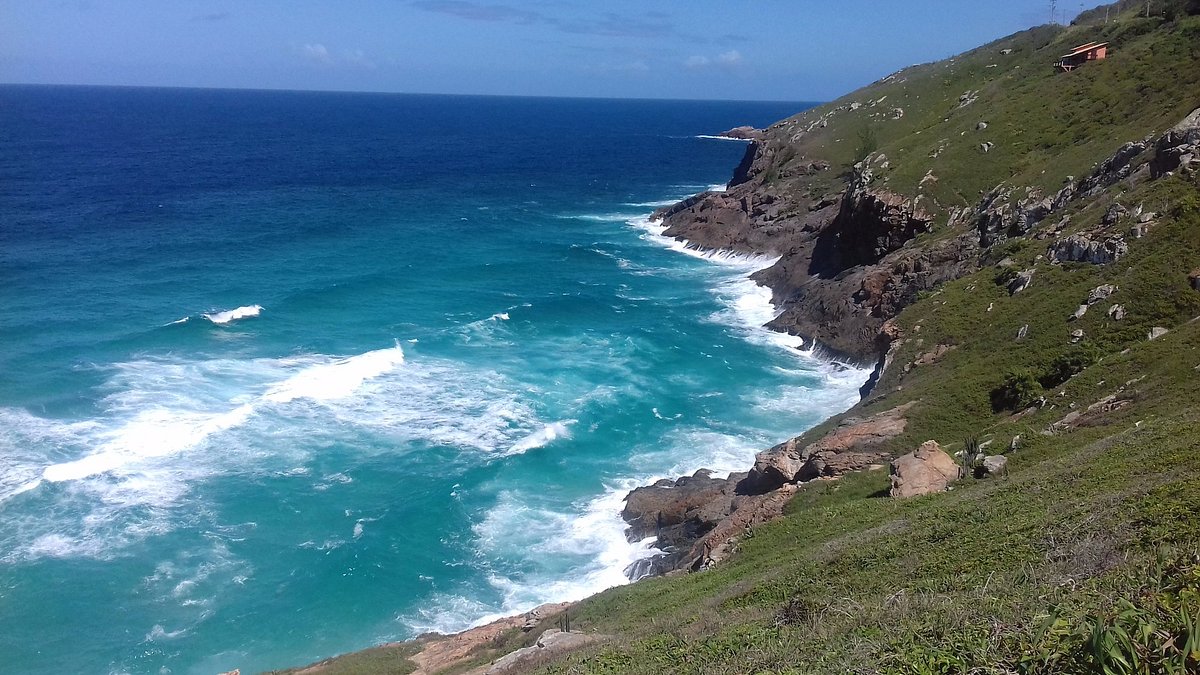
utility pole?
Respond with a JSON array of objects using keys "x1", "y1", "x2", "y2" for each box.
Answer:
[{"x1": 1050, "y1": 0, "x2": 1058, "y2": 24}]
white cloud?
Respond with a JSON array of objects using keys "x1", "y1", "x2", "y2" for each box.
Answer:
[
  {"x1": 717, "y1": 50, "x2": 743, "y2": 65},
  {"x1": 302, "y1": 43, "x2": 332, "y2": 64},
  {"x1": 684, "y1": 50, "x2": 744, "y2": 70},
  {"x1": 299, "y1": 43, "x2": 375, "y2": 69}
]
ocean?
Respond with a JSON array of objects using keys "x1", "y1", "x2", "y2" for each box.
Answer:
[{"x1": 0, "y1": 86, "x2": 865, "y2": 674}]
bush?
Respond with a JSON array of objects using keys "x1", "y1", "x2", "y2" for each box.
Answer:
[
  {"x1": 854, "y1": 125, "x2": 879, "y2": 164},
  {"x1": 1040, "y1": 344, "x2": 1102, "y2": 389},
  {"x1": 992, "y1": 370, "x2": 1044, "y2": 412}
]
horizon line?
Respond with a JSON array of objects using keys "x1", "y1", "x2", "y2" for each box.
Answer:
[{"x1": 0, "y1": 81, "x2": 822, "y2": 106}]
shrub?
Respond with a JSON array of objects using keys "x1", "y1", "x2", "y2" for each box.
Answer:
[
  {"x1": 992, "y1": 370, "x2": 1044, "y2": 412},
  {"x1": 1040, "y1": 344, "x2": 1102, "y2": 389},
  {"x1": 854, "y1": 125, "x2": 879, "y2": 164}
]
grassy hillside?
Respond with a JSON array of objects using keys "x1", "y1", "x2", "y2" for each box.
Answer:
[{"x1": 280, "y1": 3, "x2": 1200, "y2": 673}]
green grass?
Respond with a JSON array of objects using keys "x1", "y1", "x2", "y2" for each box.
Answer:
[{"x1": 275, "y1": 4, "x2": 1200, "y2": 673}]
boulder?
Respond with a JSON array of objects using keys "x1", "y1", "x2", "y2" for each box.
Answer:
[
  {"x1": 1148, "y1": 327, "x2": 1169, "y2": 340},
  {"x1": 889, "y1": 441, "x2": 960, "y2": 498},
  {"x1": 486, "y1": 630, "x2": 599, "y2": 675},
  {"x1": 1016, "y1": 324, "x2": 1029, "y2": 340},
  {"x1": 739, "y1": 403, "x2": 913, "y2": 494},
  {"x1": 1008, "y1": 269, "x2": 1035, "y2": 295},
  {"x1": 1102, "y1": 203, "x2": 1126, "y2": 225},
  {"x1": 1071, "y1": 329, "x2": 1085, "y2": 343},
  {"x1": 979, "y1": 454, "x2": 1009, "y2": 477},
  {"x1": 1069, "y1": 304, "x2": 1088, "y2": 321},
  {"x1": 1108, "y1": 304, "x2": 1126, "y2": 321},
  {"x1": 1086, "y1": 284, "x2": 1117, "y2": 304}
]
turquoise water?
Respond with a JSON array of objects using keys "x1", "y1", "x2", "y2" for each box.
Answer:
[{"x1": 0, "y1": 87, "x2": 864, "y2": 674}]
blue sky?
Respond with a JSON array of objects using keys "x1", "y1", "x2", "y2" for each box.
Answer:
[{"x1": 1, "y1": 1, "x2": 1109, "y2": 100}]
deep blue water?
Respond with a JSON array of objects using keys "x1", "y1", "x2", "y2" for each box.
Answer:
[{"x1": 0, "y1": 86, "x2": 863, "y2": 674}]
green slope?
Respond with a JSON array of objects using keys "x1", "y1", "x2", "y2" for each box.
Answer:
[{"x1": 277, "y1": 3, "x2": 1200, "y2": 673}]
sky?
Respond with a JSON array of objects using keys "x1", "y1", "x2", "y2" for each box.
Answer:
[{"x1": 0, "y1": 1, "x2": 1112, "y2": 101}]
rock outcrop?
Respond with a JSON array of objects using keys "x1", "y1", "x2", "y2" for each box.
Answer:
[
  {"x1": 738, "y1": 402, "x2": 914, "y2": 495},
  {"x1": 889, "y1": 441, "x2": 959, "y2": 498},
  {"x1": 1050, "y1": 234, "x2": 1129, "y2": 265},
  {"x1": 621, "y1": 469, "x2": 743, "y2": 571},
  {"x1": 718, "y1": 125, "x2": 763, "y2": 141},
  {"x1": 1151, "y1": 106, "x2": 1200, "y2": 177},
  {"x1": 485, "y1": 630, "x2": 601, "y2": 675}
]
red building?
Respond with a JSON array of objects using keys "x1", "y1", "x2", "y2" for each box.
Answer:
[{"x1": 1055, "y1": 42, "x2": 1109, "y2": 72}]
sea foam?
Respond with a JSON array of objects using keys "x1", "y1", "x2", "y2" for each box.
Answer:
[{"x1": 203, "y1": 304, "x2": 263, "y2": 325}]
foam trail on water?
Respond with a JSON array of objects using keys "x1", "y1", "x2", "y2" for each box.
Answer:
[
  {"x1": 262, "y1": 344, "x2": 405, "y2": 404},
  {"x1": 505, "y1": 420, "x2": 575, "y2": 456},
  {"x1": 203, "y1": 304, "x2": 263, "y2": 325},
  {"x1": 695, "y1": 134, "x2": 752, "y2": 142},
  {"x1": 628, "y1": 216, "x2": 778, "y2": 270},
  {"x1": 38, "y1": 344, "x2": 406, "y2": 484},
  {"x1": 41, "y1": 405, "x2": 256, "y2": 483}
]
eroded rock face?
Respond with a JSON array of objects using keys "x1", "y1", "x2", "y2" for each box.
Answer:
[
  {"x1": 1152, "y1": 106, "x2": 1200, "y2": 176},
  {"x1": 738, "y1": 402, "x2": 914, "y2": 495},
  {"x1": 813, "y1": 167, "x2": 934, "y2": 275},
  {"x1": 621, "y1": 469, "x2": 741, "y2": 553},
  {"x1": 1050, "y1": 234, "x2": 1129, "y2": 265},
  {"x1": 889, "y1": 440, "x2": 959, "y2": 498}
]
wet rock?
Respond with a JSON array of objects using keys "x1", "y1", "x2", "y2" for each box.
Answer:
[
  {"x1": 890, "y1": 440, "x2": 959, "y2": 498},
  {"x1": 621, "y1": 470, "x2": 740, "y2": 551}
]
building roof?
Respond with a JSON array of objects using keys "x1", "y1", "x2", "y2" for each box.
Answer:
[{"x1": 1060, "y1": 42, "x2": 1109, "y2": 59}]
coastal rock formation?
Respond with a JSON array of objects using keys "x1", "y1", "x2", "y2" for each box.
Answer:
[
  {"x1": 485, "y1": 630, "x2": 601, "y2": 675},
  {"x1": 1050, "y1": 234, "x2": 1129, "y2": 264},
  {"x1": 621, "y1": 469, "x2": 743, "y2": 559},
  {"x1": 738, "y1": 402, "x2": 914, "y2": 495},
  {"x1": 889, "y1": 441, "x2": 959, "y2": 498},
  {"x1": 1151, "y1": 106, "x2": 1200, "y2": 176},
  {"x1": 718, "y1": 125, "x2": 763, "y2": 141}
]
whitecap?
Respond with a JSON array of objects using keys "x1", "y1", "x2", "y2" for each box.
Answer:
[
  {"x1": 695, "y1": 134, "x2": 752, "y2": 143},
  {"x1": 202, "y1": 304, "x2": 263, "y2": 325},
  {"x1": 505, "y1": 420, "x2": 576, "y2": 456},
  {"x1": 261, "y1": 344, "x2": 405, "y2": 404}
]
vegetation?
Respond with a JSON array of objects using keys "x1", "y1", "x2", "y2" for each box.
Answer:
[{"x1": 282, "y1": 3, "x2": 1200, "y2": 673}]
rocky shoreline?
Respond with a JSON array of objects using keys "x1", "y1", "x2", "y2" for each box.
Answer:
[{"x1": 617, "y1": 101, "x2": 1200, "y2": 577}]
